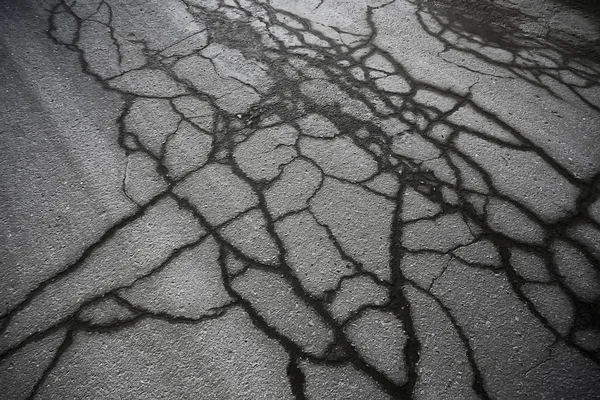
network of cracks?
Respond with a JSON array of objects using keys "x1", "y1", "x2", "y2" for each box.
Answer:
[{"x1": 2, "y1": 0, "x2": 600, "y2": 398}]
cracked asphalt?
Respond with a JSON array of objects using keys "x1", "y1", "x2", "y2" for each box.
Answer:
[{"x1": 1, "y1": 0, "x2": 600, "y2": 398}]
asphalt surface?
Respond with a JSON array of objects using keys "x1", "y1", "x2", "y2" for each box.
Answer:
[{"x1": 1, "y1": 0, "x2": 600, "y2": 399}]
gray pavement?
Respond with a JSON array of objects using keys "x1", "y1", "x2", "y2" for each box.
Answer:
[{"x1": 1, "y1": 0, "x2": 600, "y2": 398}]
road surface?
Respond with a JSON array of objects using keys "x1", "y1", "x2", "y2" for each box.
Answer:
[{"x1": 1, "y1": 0, "x2": 600, "y2": 398}]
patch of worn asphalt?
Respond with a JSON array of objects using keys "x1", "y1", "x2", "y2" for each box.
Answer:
[{"x1": 1, "y1": 0, "x2": 599, "y2": 398}]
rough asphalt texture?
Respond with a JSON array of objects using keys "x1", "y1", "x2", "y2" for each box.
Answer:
[{"x1": 1, "y1": 0, "x2": 600, "y2": 398}]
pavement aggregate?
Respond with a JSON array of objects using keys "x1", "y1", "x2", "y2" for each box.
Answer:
[{"x1": 1, "y1": 0, "x2": 600, "y2": 398}]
